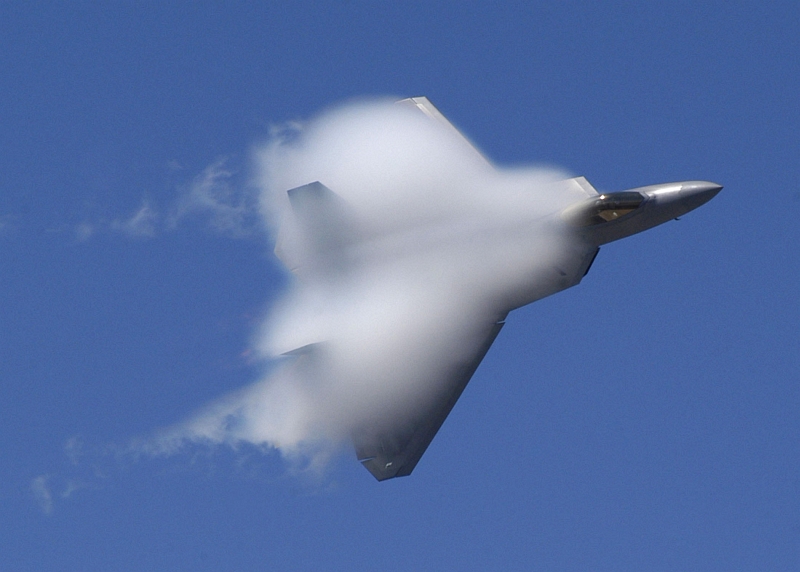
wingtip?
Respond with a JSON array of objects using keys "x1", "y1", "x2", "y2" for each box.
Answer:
[{"x1": 361, "y1": 458, "x2": 403, "y2": 481}]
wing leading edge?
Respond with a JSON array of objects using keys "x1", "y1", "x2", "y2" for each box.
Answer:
[
  {"x1": 397, "y1": 96, "x2": 492, "y2": 167},
  {"x1": 353, "y1": 318, "x2": 506, "y2": 481}
]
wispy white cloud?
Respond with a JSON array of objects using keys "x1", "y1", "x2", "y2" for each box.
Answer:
[
  {"x1": 64, "y1": 436, "x2": 83, "y2": 466},
  {"x1": 111, "y1": 200, "x2": 159, "y2": 238},
  {"x1": 74, "y1": 222, "x2": 95, "y2": 242},
  {"x1": 170, "y1": 158, "x2": 259, "y2": 238},
  {"x1": 31, "y1": 475, "x2": 53, "y2": 515},
  {"x1": 71, "y1": 159, "x2": 261, "y2": 241},
  {"x1": 60, "y1": 479, "x2": 84, "y2": 500},
  {"x1": 30, "y1": 471, "x2": 86, "y2": 514}
]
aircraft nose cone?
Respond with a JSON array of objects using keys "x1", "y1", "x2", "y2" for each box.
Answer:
[{"x1": 680, "y1": 181, "x2": 723, "y2": 209}]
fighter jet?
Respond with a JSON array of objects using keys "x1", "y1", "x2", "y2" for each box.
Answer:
[{"x1": 278, "y1": 97, "x2": 722, "y2": 481}]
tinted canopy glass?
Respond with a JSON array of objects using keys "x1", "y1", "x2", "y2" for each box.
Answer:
[{"x1": 572, "y1": 192, "x2": 645, "y2": 226}]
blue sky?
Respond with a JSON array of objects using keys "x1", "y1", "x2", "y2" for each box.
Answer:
[{"x1": 2, "y1": 2, "x2": 798, "y2": 570}]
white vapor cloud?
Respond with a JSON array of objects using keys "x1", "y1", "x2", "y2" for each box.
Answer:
[
  {"x1": 73, "y1": 158, "x2": 255, "y2": 243},
  {"x1": 30, "y1": 469, "x2": 87, "y2": 514},
  {"x1": 170, "y1": 158, "x2": 258, "y2": 238},
  {"x1": 111, "y1": 200, "x2": 159, "y2": 238},
  {"x1": 74, "y1": 222, "x2": 95, "y2": 242},
  {"x1": 145, "y1": 99, "x2": 578, "y2": 471},
  {"x1": 31, "y1": 475, "x2": 53, "y2": 515}
]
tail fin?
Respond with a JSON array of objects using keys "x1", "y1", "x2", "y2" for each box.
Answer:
[{"x1": 274, "y1": 181, "x2": 360, "y2": 273}]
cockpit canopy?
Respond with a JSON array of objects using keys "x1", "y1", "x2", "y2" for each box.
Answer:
[{"x1": 563, "y1": 192, "x2": 645, "y2": 227}]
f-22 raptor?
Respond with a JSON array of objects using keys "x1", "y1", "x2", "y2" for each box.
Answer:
[{"x1": 279, "y1": 97, "x2": 722, "y2": 481}]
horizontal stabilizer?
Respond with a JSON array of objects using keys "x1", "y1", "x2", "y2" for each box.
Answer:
[{"x1": 280, "y1": 342, "x2": 322, "y2": 357}]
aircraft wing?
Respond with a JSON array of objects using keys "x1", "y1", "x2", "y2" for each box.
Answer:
[
  {"x1": 353, "y1": 317, "x2": 506, "y2": 481},
  {"x1": 397, "y1": 96, "x2": 492, "y2": 167},
  {"x1": 398, "y1": 97, "x2": 599, "y2": 203}
]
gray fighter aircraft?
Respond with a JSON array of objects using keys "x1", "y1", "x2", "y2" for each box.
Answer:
[{"x1": 279, "y1": 97, "x2": 722, "y2": 481}]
